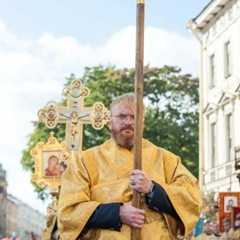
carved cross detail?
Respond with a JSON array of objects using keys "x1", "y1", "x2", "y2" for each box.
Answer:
[{"x1": 38, "y1": 79, "x2": 109, "y2": 151}]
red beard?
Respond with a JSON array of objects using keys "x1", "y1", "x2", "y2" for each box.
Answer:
[{"x1": 110, "y1": 126, "x2": 134, "y2": 149}]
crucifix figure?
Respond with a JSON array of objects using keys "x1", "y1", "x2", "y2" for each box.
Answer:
[
  {"x1": 38, "y1": 78, "x2": 109, "y2": 151},
  {"x1": 59, "y1": 111, "x2": 89, "y2": 148}
]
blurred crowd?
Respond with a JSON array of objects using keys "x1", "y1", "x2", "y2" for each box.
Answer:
[
  {"x1": 185, "y1": 214, "x2": 240, "y2": 240},
  {"x1": 0, "y1": 238, "x2": 20, "y2": 240}
]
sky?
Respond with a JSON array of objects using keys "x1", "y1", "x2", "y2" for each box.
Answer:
[{"x1": 0, "y1": 0, "x2": 210, "y2": 215}]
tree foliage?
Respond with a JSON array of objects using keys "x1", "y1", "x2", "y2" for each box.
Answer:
[{"x1": 21, "y1": 65, "x2": 199, "y2": 201}]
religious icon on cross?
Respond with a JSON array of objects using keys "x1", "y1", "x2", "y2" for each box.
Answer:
[{"x1": 31, "y1": 131, "x2": 68, "y2": 207}]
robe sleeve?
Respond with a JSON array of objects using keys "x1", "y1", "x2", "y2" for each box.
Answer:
[
  {"x1": 146, "y1": 182, "x2": 180, "y2": 220},
  {"x1": 57, "y1": 154, "x2": 100, "y2": 240},
  {"x1": 157, "y1": 148, "x2": 202, "y2": 238},
  {"x1": 86, "y1": 203, "x2": 122, "y2": 231}
]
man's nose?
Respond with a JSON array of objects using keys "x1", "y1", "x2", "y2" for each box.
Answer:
[{"x1": 124, "y1": 115, "x2": 134, "y2": 123}]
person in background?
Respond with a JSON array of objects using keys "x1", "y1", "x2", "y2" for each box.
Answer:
[
  {"x1": 227, "y1": 213, "x2": 240, "y2": 240},
  {"x1": 58, "y1": 92, "x2": 202, "y2": 240},
  {"x1": 221, "y1": 217, "x2": 231, "y2": 238},
  {"x1": 195, "y1": 220, "x2": 216, "y2": 239},
  {"x1": 212, "y1": 222, "x2": 221, "y2": 238}
]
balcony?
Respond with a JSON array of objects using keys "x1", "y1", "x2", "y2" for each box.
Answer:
[{"x1": 235, "y1": 146, "x2": 240, "y2": 170}]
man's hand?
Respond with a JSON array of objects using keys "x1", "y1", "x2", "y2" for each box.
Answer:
[
  {"x1": 130, "y1": 169, "x2": 152, "y2": 194},
  {"x1": 119, "y1": 202, "x2": 146, "y2": 228}
]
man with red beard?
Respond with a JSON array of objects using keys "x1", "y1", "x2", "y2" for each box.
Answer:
[{"x1": 58, "y1": 93, "x2": 202, "y2": 240}]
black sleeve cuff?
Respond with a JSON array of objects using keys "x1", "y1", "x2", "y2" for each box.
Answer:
[
  {"x1": 86, "y1": 203, "x2": 122, "y2": 231},
  {"x1": 145, "y1": 181, "x2": 180, "y2": 220}
]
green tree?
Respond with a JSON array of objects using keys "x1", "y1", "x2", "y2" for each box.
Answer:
[{"x1": 21, "y1": 65, "x2": 199, "y2": 201}]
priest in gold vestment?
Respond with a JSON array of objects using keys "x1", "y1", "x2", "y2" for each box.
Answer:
[
  {"x1": 58, "y1": 93, "x2": 202, "y2": 240},
  {"x1": 227, "y1": 213, "x2": 240, "y2": 240}
]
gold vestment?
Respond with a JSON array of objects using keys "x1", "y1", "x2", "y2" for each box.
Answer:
[
  {"x1": 58, "y1": 139, "x2": 202, "y2": 240},
  {"x1": 227, "y1": 227, "x2": 240, "y2": 240},
  {"x1": 195, "y1": 233, "x2": 219, "y2": 239}
]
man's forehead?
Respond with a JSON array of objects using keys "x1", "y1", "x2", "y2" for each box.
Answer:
[{"x1": 111, "y1": 104, "x2": 134, "y2": 113}]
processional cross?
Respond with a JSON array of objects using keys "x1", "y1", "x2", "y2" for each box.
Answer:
[
  {"x1": 31, "y1": 78, "x2": 109, "y2": 207},
  {"x1": 38, "y1": 78, "x2": 109, "y2": 151}
]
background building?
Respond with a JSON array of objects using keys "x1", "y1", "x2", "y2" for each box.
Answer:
[
  {"x1": 6, "y1": 195, "x2": 18, "y2": 238},
  {"x1": 189, "y1": 0, "x2": 240, "y2": 199},
  {"x1": 17, "y1": 200, "x2": 46, "y2": 240},
  {"x1": 0, "y1": 163, "x2": 46, "y2": 239},
  {"x1": 0, "y1": 163, "x2": 7, "y2": 238}
]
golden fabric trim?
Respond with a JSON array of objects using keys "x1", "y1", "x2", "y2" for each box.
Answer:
[{"x1": 59, "y1": 192, "x2": 88, "y2": 205}]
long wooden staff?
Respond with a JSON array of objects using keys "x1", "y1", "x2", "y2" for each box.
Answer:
[
  {"x1": 31, "y1": 231, "x2": 36, "y2": 240},
  {"x1": 132, "y1": 0, "x2": 145, "y2": 239}
]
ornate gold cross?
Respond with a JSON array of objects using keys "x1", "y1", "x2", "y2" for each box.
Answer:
[
  {"x1": 31, "y1": 79, "x2": 109, "y2": 206},
  {"x1": 38, "y1": 78, "x2": 109, "y2": 151}
]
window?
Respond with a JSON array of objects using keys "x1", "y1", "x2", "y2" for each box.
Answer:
[
  {"x1": 210, "y1": 122, "x2": 217, "y2": 167},
  {"x1": 226, "y1": 113, "x2": 234, "y2": 162},
  {"x1": 226, "y1": 165, "x2": 232, "y2": 176},
  {"x1": 210, "y1": 171, "x2": 215, "y2": 181},
  {"x1": 224, "y1": 41, "x2": 231, "y2": 78},
  {"x1": 209, "y1": 54, "x2": 216, "y2": 88}
]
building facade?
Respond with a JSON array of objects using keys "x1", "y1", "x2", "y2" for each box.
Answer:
[
  {"x1": 0, "y1": 163, "x2": 46, "y2": 239},
  {"x1": 189, "y1": 0, "x2": 240, "y2": 197},
  {"x1": 17, "y1": 200, "x2": 46, "y2": 240},
  {"x1": 0, "y1": 163, "x2": 7, "y2": 238},
  {"x1": 6, "y1": 195, "x2": 19, "y2": 238}
]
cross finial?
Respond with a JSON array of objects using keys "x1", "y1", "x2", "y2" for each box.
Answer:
[{"x1": 50, "y1": 131, "x2": 55, "y2": 138}]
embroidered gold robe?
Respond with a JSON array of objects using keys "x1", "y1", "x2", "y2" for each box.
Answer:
[
  {"x1": 227, "y1": 227, "x2": 240, "y2": 240},
  {"x1": 58, "y1": 139, "x2": 202, "y2": 240},
  {"x1": 195, "y1": 233, "x2": 220, "y2": 239}
]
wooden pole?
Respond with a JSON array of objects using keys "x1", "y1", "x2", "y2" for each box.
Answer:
[
  {"x1": 31, "y1": 231, "x2": 36, "y2": 240},
  {"x1": 132, "y1": 0, "x2": 145, "y2": 239}
]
